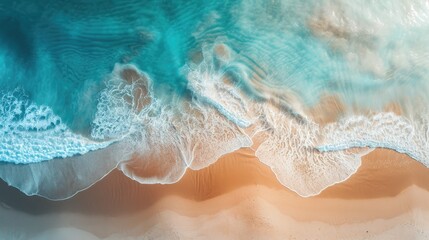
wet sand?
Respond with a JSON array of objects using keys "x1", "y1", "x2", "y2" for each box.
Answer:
[{"x1": 1, "y1": 147, "x2": 429, "y2": 239}]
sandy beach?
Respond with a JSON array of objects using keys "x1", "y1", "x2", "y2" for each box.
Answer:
[
  {"x1": 1, "y1": 147, "x2": 429, "y2": 239},
  {"x1": 1, "y1": 1, "x2": 429, "y2": 239}
]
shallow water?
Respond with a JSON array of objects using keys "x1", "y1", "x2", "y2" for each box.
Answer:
[{"x1": 1, "y1": 0, "x2": 429, "y2": 198}]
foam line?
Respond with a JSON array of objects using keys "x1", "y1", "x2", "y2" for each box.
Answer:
[
  {"x1": 0, "y1": 90, "x2": 115, "y2": 164},
  {"x1": 318, "y1": 112, "x2": 429, "y2": 167}
]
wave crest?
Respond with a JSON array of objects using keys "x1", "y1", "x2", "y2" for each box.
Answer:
[{"x1": 0, "y1": 89, "x2": 114, "y2": 164}]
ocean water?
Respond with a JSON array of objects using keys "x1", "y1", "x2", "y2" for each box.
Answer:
[{"x1": 1, "y1": 0, "x2": 429, "y2": 199}]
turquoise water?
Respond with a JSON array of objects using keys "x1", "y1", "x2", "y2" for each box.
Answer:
[{"x1": 1, "y1": 0, "x2": 429, "y2": 198}]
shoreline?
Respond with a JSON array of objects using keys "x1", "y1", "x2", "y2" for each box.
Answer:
[{"x1": 2, "y1": 147, "x2": 429, "y2": 239}]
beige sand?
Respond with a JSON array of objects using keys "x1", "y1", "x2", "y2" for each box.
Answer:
[{"x1": 2, "y1": 147, "x2": 429, "y2": 239}]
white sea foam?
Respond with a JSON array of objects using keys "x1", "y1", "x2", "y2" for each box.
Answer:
[
  {"x1": 92, "y1": 63, "x2": 252, "y2": 184},
  {"x1": 254, "y1": 103, "x2": 369, "y2": 197},
  {"x1": 184, "y1": 43, "x2": 256, "y2": 128},
  {"x1": 0, "y1": 140, "x2": 131, "y2": 199},
  {"x1": 181, "y1": 43, "x2": 373, "y2": 197},
  {"x1": 0, "y1": 62, "x2": 252, "y2": 198},
  {"x1": 2, "y1": 59, "x2": 429, "y2": 199},
  {"x1": 181, "y1": 43, "x2": 371, "y2": 197},
  {"x1": 310, "y1": 0, "x2": 429, "y2": 79},
  {"x1": 118, "y1": 102, "x2": 252, "y2": 184},
  {"x1": 182, "y1": 41, "x2": 429, "y2": 197},
  {"x1": 132, "y1": 103, "x2": 251, "y2": 183},
  {"x1": 0, "y1": 89, "x2": 115, "y2": 164},
  {"x1": 3, "y1": 0, "x2": 429, "y2": 201},
  {"x1": 91, "y1": 63, "x2": 152, "y2": 141},
  {"x1": 318, "y1": 112, "x2": 429, "y2": 167}
]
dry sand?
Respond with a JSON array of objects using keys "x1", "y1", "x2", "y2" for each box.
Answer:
[{"x1": 1, "y1": 147, "x2": 429, "y2": 239}]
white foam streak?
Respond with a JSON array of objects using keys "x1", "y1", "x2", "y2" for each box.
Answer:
[
  {"x1": 3, "y1": 58, "x2": 429, "y2": 199},
  {"x1": 255, "y1": 103, "x2": 366, "y2": 197},
  {"x1": 318, "y1": 112, "x2": 429, "y2": 167},
  {"x1": 0, "y1": 90, "x2": 114, "y2": 164},
  {"x1": 95, "y1": 63, "x2": 252, "y2": 184},
  {"x1": 184, "y1": 44, "x2": 255, "y2": 128},
  {"x1": 117, "y1": 97, "x2": 253, "y2": 184}
]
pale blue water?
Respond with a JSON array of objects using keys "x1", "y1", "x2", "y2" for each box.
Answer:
[{"x1": 1, "y1": 0, "x2": 429, "y2": 198}]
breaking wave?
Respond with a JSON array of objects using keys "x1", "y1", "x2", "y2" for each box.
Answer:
[
  {"x1": 1, "y1": 0, "x2": 429, "y2": 199},
  {"x1": 0, "y1": 89, "x2": 115, "y2": 164}
]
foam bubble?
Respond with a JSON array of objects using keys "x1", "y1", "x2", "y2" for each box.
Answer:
[
  {"x1": 0, "y1": 89, "x2": 114, "y2": 164},
  {"x1": 255, "y1": 103, "x2": 366, "y2": 197},
  {"x1": 318, "y1": 112, "x2": 429, "y2": 167},
  {"x1": 93, "y1": 63, "x2": 252, "y2": 184},
  {"x1": 182, "y1": 44, "x2": 370, "y2": 197},
  {"x1": 184, "y1": 43, "x2": 256, "y2": 128},
  {"x1": 91, "y1": 63, "x2": 152, "y2": 141},
  {"x1": 0, "y1": 66, "x2": 143, "y2": 199},
  {"x1": 0, "y1": 62, "x2": 252, "y2": 198},
  {"x1": 119, "y1": 98, "x2": 252, "y2": 184}
]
